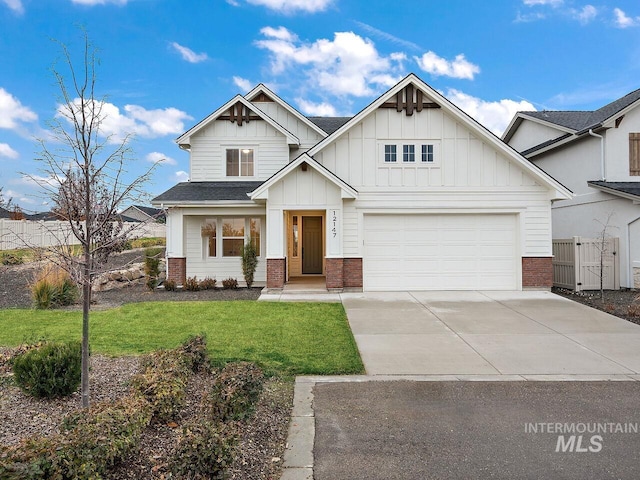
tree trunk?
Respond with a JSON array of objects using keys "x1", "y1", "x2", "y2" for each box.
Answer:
[{"x1": 81, "y1": 245, "x2": 90, "y2": 408}]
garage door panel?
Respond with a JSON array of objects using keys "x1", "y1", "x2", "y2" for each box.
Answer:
[{"x1": 364, "y1": 214, "x2": 518, "y2": 291}]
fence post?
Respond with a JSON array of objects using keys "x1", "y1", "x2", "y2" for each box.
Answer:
[{"x1": 574, "y1": 236, "x2": 581, "y2": 292}]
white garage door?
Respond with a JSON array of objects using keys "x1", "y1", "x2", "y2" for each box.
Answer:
[{"x1": 363, "y1": 214, "x2": 518, "y2": 291}]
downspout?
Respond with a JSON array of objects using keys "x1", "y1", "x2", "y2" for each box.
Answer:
[{"x1": 588, "y1": 129, "x2": 605, "y2": 181}]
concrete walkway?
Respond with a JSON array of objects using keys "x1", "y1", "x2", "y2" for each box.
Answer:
[{"x1": 341, "y1": 290, "x2": 640, "y2": 378}]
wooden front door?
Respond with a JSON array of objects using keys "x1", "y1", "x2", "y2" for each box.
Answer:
[{"x1": 302, "y1": 216, "x2": 323, "y2": 274}]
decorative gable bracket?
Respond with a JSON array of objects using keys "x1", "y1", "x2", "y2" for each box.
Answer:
[
  {"x1": 219, "y1": 101, "x2": 260, "y2": 126},
  {"x1": 379, "y1": 84, "x2": 440, "y2": 116}
]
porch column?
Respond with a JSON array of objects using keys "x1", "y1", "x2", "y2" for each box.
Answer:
[
  {"x1": 266, "y1": 207, "x2": 286, "y2": 288},
  {"x1": 166, "y1": 208, "x2": 186, "y2": 285}
]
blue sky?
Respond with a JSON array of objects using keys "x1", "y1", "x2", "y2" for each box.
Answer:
[{"x1": 2, "y1": 0, "x2": 640, "y2": 212}]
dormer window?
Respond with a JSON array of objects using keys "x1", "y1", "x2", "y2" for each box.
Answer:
[{"x1": 226, "y1": 148, "x2": 254, "y2": 177}]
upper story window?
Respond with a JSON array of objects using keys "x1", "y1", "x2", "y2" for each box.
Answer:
[
  {"x1": 403, "y1": 145, "x2": 415, "y2": 162},
  {"x1": 630, "y1": 133, "x2": 640, "y2": 176},
  {"x1": 384, "y1": 144, "x2": 397, "y2": 162},
  {"x1": 226, "y1": 148, "x2": 254, "y2": 177},
  {"x1": 422, "y1": 144, "x2": 434, "y2": 163}
]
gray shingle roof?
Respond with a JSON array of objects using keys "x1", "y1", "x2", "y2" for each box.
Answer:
[
  {"x1": 522, "y1": 88, "x2": 640, "y2": 132},
  {"x1": 588, "y1": 181, "x2": 640, "y2": 199},
  {"x1": 134, "y1": 205, "x2": 164, "y2": 217},
  {"x1": 152, "y1": 181, "x2": 264, "y2": 203},
  {"x1": 307, "y1": 117, "x2": 352, "y2": 135}
]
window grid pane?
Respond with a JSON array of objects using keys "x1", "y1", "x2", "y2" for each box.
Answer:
[
  {"x1": 422, "y1": 144, "x2": 434, "y2": 162},
  {"x1": 250, "y1": 218, "x2": 261, "y2": 257},
  {"x1": 384, "y1": 144, "x2": 396, "y2": 162},
  {"x1": 226, "y1": 148, "x2": 254, "y2": 177},
  {"x1": 201, "y1": 220, "x2": 216, "y2": 257},
  {"x1": 222, "y1": 218, "x2": 245, "y2": 257},
  {"x1": 403, "y1": 144, "x2": 415, "y2": 162}
]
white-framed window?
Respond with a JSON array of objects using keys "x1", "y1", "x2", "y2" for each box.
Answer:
[
  {"x1": 422, "y1": 144, "x2": 434, "y2": 163},
  {"x1": 381, "y1": 141, "x2": 439, "y2": 165},
  {"x1": 403, "y1": 144, "x2": 415, "y2": 162},
  {"x1": 384, "y1": 144, "x2": 397, "y2": 162},
  {"x1": 202, "y1": 217, "x2": 262, "y2": 258},
  {"x1": 226, "y1": 148, "x2": 254, "y2": 177}
]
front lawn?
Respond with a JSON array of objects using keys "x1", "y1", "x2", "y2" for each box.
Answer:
[{"x1": 0, "y1": 301, "x2": 363, "y2": 375}]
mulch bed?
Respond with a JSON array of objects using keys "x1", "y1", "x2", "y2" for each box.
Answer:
[
  {"x1": 553, "y1": 287, "x2": 640, "y2": 326},
  {"x1": 0, "y1": 249, "x2": 291, "y2": 479}
]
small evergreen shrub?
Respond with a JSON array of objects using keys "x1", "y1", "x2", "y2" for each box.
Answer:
[
  {"x1": 144, "y1": 248, "x2": 161, "y2": 290},
  {"x1": 12, "y1": 341, "x2": 81, "y2": 399},
  {"x1": 170, "y1": 421, "x2": 237, "y2": 480},
  {"x1": 163, "y1": 279, "x2": 177, "y2": 291},
  {"x1": 184, "y1": 276, "x2": 200, "y2": 291},
  {"x1": 221, "y1": 277, "x2": 238, "y2": 290},
  {"x1": 199, "y1": 277, "x2": 217, "y2": 290},
  {"x1": 207, "y1": 362, "x2": 264, "y2": 422},
  {"x1": 241, "y1": 242, "x2": 258, "y2": 288}
]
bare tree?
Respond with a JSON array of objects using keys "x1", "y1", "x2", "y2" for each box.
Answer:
[
  {"x1": 28, "y1": 33, "x2": 156, "y2": 408},
  {"x1": 592, "y1": 212, "x2": 617, "y2": 303},
  {"x1": 0, "y1": 187, "x2": 12, "y2": 211}
]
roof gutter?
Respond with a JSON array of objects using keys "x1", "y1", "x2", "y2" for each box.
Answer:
[{"x1": 588, "y1": 129, "x2": 606, "y2": 181}]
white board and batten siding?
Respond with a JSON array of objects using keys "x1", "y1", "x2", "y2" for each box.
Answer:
[
  {"x1": 189, "y1": 119, "x2": 290, "y2": 182},
  {"x1": 313, "y1": 106, "x2": 554, "y2": 262},
  {"x1": 252, "y1": 101, "x2": 325, "y2": 161}
]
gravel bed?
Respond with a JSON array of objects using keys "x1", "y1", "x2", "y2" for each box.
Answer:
[{"x1": 553, "y1": 288, "x2": 640, "y2": 325}]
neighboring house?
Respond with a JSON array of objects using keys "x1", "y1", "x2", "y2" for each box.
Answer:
[
  {"x1": 120, "y1": 205, "x2": 166, "y2": 223},
  {"x1": 503, "y1": 89, "x2": 640, "y2": 289},
  {"x1": 152, "y1": 74, "x2": 570, "y2": 291}
]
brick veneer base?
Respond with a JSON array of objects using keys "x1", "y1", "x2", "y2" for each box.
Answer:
[
  {"x1": 267, "y1": 258, "x2": 286, "y2": 289},
  {"x1": 326, "y1": 257, "x2": 363, "y2": 290},
  {"x1": 522, "y1": 257, "x2": 553, "y2": 289},
  {"x1": 167, "y1": 257, "x2": 186, "y2": 285}
]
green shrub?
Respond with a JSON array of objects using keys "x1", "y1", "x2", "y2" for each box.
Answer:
[
  {"x1": 208, "y1": 362, "x2": 264, "y2": 422},
  {"x1": 144, "y1": 248, "x2": 161, "y2": 290},
  {"x1": 184, "y1": 276, "x2": 200, "y2": 291},
  {"x1": 170, "y1": 421, "x2": 237, "y2": 480},
  {"x1": 199, "y1": 276, "x2": 217, "y2": 290},
  {"x1": 163, "y1": 279, "x2": 177, "y2": 291},
  {"x1": 12, "y1": 341, "x2": 81, "y2": 399},
  {"x1": 241, "y1": 242, "x2": 258, "y2": 288},
  {"x1": 221, "y1": 277, "x2": 238, "y2": 290}
]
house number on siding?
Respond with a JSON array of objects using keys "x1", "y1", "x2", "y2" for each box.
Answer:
[{"x1": 332, "y1": 210, "x2": 338, "y2": 238}]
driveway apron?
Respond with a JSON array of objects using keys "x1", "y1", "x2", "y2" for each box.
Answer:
[{"x1": 340, "y1": 291, "x2": 640, "y2": 377}]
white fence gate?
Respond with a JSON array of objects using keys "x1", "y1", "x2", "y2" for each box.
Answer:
[
  {"x1": 0, "y1": 219, "x2": 166, "y2": 251},
  {"x1": 552, "y1": 237, "x2": 620, "y2": 291}
]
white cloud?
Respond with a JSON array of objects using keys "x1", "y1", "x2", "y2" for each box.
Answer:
[
  {"x1": 174, "y1": 171, "x2": 189, "y2": 182},
  {"x1": 354, "y1": 21, "x2": 422, "y2": 51},
  {"x1": 572, "y1": 5, "x2": 597, "y2": 24},
  {"x1": 146, "y1": 152, "x2": 177, "y2": 166},
  {"x1": 514, "y1": 11, "x2": 546, "y2": 22},
  {"x1": 71, "y1": 0, "x2": 128, "y2": 5},
  {"x1": 444, "y1": 89, "x2": 536, "y2": 136},
  {"x1": 2, "y1": 0, "x2": 24, "y2": 14},
  {"x1": 171, "y1": 42, "x2": 208, "y2": 63},
  {"x1": 58, "y1": 99, "x2": 192, "y2": 142},
  {"x1": 3, "y1": 188, "x2": 35, "y2": 205},
  {"x1": 0, "y1": 88, "x2": 38, "y2": 130},
  {"x1": 256, "y1": 27, "x2": 404, "y2": 97},
  {"x1": 523, "y1": 0, "x2": 562, "y2": 5},
  {"x1": 414, "y1": 51, "x2": 480, "y2": 80},
  {"x1": 245, "y1": 0, "x2": 332, "y2": 13},
  {"x1": 296, "y1": 98, "x2": 337, "y2": 116},
  {"x1": 233, "y1": 76, "x2": 253, "y2": 92},
  {"x1": 0, "y1": 143, "x2": 19, "y2": 159},
  {"x1": 613, "y1": 7, "x2": 640, "y2": 28}
]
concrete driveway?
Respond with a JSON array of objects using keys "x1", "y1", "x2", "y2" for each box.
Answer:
[{"x1": 341, "y1": 291, "x2": 640, "y2": 378}]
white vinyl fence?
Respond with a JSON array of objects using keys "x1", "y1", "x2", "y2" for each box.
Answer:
[
  {"x1": 0, "y1": 219, "x2": 166, "y2": 251},
  {"x1": 552, "y1": 237, "x2": 620, "y2": 291}
]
